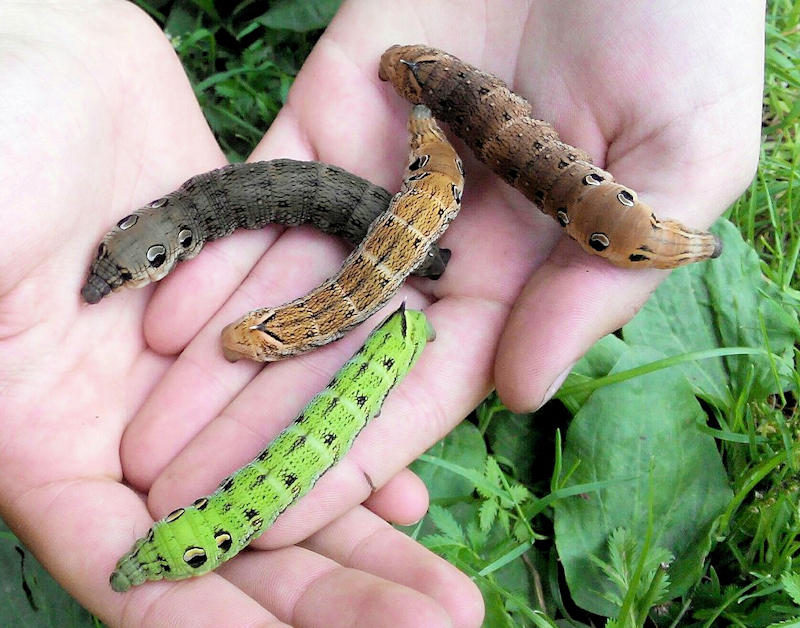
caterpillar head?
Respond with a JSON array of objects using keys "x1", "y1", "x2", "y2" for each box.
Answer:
[
  {"x1": 81, "y1": 197, "x2": 203, "y2": 304},
  {"x1": 557, "y1": 178, "x2": 722, "y2": 268},
  {"x1": 379, "y1": 44, "x2": 441, "y2": 103},
  {"x1": 393, "y1": 304, "x2": 436, "y2": 368},
  {"x1": 220, "y1": 307, "x2": 289, "y2": 362}
]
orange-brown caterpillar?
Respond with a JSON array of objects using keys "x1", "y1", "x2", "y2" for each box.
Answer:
[
  {"x1": 379, "y1": 44, "x2": 721, "y2": 269},
  {"x1": 220, "y1": 105, "x2": 463, "y2": 362}
]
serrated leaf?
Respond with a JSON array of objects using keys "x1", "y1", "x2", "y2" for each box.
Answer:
[
  {"x1": 427, "y1": 504, "x2": 465, "y2": 544},
  {"x1": 781, "y1": 572, "x2": 800, "y2": 606},
  {"x1": 420, "y1": 533, "x2": 466, "y2": 551},
  {"x1": 465, "y1": 520, "x2": 489, "y2": 552},
  {"x1": 479, "y1": 498, "x2": 499, "y2": 532},
  {"x1": 766, "y1": 618, "x2": 800, "y2": 628},
  {"x1": 508, "y1": 483, "x2": 531, "y2": 504},
  {"x1": 498, "y1": 508, "x2": 511, "y2": 533},
  {"x1": 606, "y1": 528, "x2": 637, "y2": 582},
  {"x1": 512, "y1": 519, "x2": 532, "y2": 543},
  {"x1": 485, "y1": 456, "x2": 503, "y2": 484}
]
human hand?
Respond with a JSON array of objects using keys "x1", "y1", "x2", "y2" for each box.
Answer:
[
  {"x1": 0, "y1": 2, "x2": 482, "y2": 627},
  {"x1": 247, "y1": 0, "x2": 763, "y2": 414},
  {"x1": 136, "y1": 0, "x2": 763, "y2": 620}
]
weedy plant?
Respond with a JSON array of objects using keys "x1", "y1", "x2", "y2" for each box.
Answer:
[
  {"x1": 2, "y1": 1, "x2": 798, "y2": 627},
  {"x1": 401, "y1": 2, "x2": 800, "y2": 625}
]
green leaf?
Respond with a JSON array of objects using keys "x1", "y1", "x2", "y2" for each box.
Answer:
[
  {"x1": 781, "y1": 572, "x2": 800, "y2": 606},
  {"x1": 511, "y1": 480, "x2": 531, "y2": 500},
  {"x1": 553, "y1": 346, "x2": 733, "y2": 617},
  {"x1": 623, "y1": 219, "x2": 799, "y2": 408},
  {"x1": 420, "y1": 534, "x2": 466, "y2": 551},
  {"x1": 484, "y1": 407, "x2": 540, "y2": 480},
  {"x1": 560, "y1": 335, "x2": 628, "y2": 412},
  {"x1": 0, "y1": 518, "x2": 99, "y2": 627},
  {"x1": 479, "y1": 499, "x2": 499, "y2": 532},
  {"x1": 410, "y1": 421, "x2": 487, "y2": 501},
  {"x1": 427, "y1": 504, "x2": 465, "y2": 545},
  {"x1": 257, "y1": 0, "x2": 343, "y2": 32}
]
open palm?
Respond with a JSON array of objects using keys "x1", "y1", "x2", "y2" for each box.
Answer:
[{"x1": 0, "y1": 1, "x2": 762, "y2": 627}]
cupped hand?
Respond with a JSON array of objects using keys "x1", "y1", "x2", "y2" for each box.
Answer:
[
  {"x1": 0, "y1": 2, "x2": 482, "y2": 627},
  {"x1": 0, "y1": 0, "x2": 764, "y2": 627}
]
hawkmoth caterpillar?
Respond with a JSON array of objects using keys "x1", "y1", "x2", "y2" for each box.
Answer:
[
  {"x1": 220, "y1": 105, "x2": 464, "y2": 362},
  {"x1": 81, "y1": 159, "x2": 450, "y2": 305},
  {"x1": 379, "y1": 44, "x2": 722, "y2": 269},
  {"x1": 110, "y1": 303, "x2": 434, "y2": 592}
]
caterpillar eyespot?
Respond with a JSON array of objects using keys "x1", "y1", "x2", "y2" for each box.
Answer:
[
  {"x1": 215, "y1": 533, "x2": 232, "y2": 552},
  {"x1": 182, "y1": 548, "x2": 207, "y2": 569},
  {"x1": 117, "y1": 215, "x2": 138, "y2": 230},
  {"x1": 81, "y1": 159, "x2": 451, "y2": 305},
  {"x1": 617, "y1": 190, "x2": 636, "y2": 207},
  {"x1": 109, "y1": 304, "x2": 434, "y2": 592},
  {"x1": 164, "y1": 508, "x2": 184, "y2": 523},
  {"x1": 589, "y1": 233, "x2": 611, "y2": 251},
  {"x1": 220, "y1": 105, "x2": 464, "y2": 363},
  {"x1": 379, "y1": 44, "x2": 722, "y2": 269},
  {"x1": 146, "y1": 245, "x2": 167, "y2": 267},
  {"x1": 178, "y1": 228, "x2": 193, "y2": 248},
  {"x1": 409, "y1": 154, "x2": 429, "y2": 170}
]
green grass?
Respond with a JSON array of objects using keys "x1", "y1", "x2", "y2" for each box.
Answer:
[{"x1": 2, "y1": 0, "x2": 799, "y2": 626}]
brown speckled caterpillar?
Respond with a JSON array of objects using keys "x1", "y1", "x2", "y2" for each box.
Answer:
[
  {"x1": 379, "y1": 44, "x2": 722, "y2": 269},
  {"x1": 220, "y1": 105, "x2": 463, "y2": 362},
  {"x1": 81, "y1": 159, "x2": 450, "y2": 305}
]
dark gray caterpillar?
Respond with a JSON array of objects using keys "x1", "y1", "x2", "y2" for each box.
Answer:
[{"x1": 82, "y1": 159, "x2": 450, "y2": 304}]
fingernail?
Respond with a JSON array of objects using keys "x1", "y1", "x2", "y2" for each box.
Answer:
[{"x1": 536, "y1": 361, "x2": 576, "y2": 411}]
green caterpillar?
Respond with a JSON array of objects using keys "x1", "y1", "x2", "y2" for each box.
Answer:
[{"x1": 110, "y1": 304, "x2": 434, "y2": 592}]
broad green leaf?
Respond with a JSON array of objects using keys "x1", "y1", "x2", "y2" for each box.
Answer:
[
  {"x1": 623, "y1": 219, "x2": 799, "y2": 408},
  {"x1": 553, "y1": 346, "x2": 732, "y2": 617},
  {"x1": 570, "y1": 334, "x2": 627, "y2": 380},
  {"x1": 163, "y1": 4, "x2": 201, "y2": 39},
  {"x1": 410, "y1": 421, "x2": 487, "y2": 501},
  {"x1": 257, "y1": 0, "x2": 342, "y2": 33},
  {"x1": 560, "y1": 335, "x2": 627, "y2": 412},
  {"x1": 486, "y1": 401, "x2": 568, "y2": 483},
  {"x1": 480, "y1": 582, "x2": 519, "y2": 628},
  {"x1": 0, "y1": 518, "x2": 98, "y2": 628}
]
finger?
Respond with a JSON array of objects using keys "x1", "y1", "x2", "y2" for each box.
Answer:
[
  {"x1": 494, "y1": 239, "x2": 664, "y2": 412},
  {"x1": 362, "y1": 467, "x2": 430, "y2": 525},
  {"x1": 220, "y1": 544, "x2": 454, "y2": 628},
  {"x1": 301, "y1": 505, "x2": 485, "y2": 628},
  {"x1": 145, "y1": 295, "x2": 501, "y2": 546}
]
